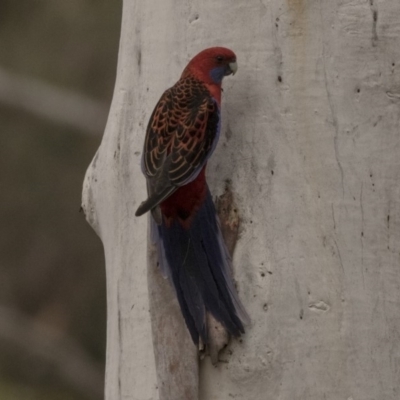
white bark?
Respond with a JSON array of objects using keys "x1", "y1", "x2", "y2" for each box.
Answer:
[{"x1": 82, "y1": 0, "x2": 400, "y2": 399}]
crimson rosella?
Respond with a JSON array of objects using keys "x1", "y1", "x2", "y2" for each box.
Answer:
[{"x1": 135, "y1": 47, "x2": 249, "y2": 345}]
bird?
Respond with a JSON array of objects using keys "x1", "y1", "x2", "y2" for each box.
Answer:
[{"x1": 135, "y1": 47, "x2": 249, "y2": 346}]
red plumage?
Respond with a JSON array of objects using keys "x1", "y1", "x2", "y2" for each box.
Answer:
[
  {"x1": 136, "y1": 47, "x2": 249, "y2": 346},
  {"x1": 135, "y1": 47, "x2": 237, "y2": 221},
  {"x1": 181, "y1": 47, "x2": 237, "y2": 105},
  {"x1": 160, "y1": 167, "x2": 207, "y2": 229}
]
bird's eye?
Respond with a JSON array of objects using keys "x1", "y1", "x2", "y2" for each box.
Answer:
[{"x1": 216, "y1": 55, "x2": 224, "y2": 62}]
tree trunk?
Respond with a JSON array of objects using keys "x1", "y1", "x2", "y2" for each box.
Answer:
[{"x1": 82, "y1": 0, "x2": 400, "y2": 399}]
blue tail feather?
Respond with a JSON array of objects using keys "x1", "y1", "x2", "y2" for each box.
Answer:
[{"x1": 152, "y1": 188, "x2": 249, "y2": 345}]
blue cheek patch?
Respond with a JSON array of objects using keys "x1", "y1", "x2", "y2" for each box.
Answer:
[{"x1": 210, "y1": 66, "x2": 226, "y2": 84}]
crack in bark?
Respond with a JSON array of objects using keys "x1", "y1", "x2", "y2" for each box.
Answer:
[
  {"x1": 333, "y1": 239, "x2": 345, "y2": 274},
  {"x1": 369, "y1": 0, "x2": 378, "y2": 46},
  {"x1": 360, "y1": 183, "x2": 366, "y2": 290},
  {"x1": 332, "y1": 204, "x2": 344, "y2": 274},
  {"x1": 319, "y1": 1, "x2": 344, "y2": 197},
  {"x1": 331, "y1": 203, "x2": 337, "y2": 231}
]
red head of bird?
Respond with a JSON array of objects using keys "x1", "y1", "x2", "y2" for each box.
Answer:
[{"x1": 181, "y1": 47, "x2": 237, "y2": 88}]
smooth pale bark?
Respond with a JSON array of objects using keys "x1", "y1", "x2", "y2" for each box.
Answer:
[{"x1": 82, "y1": 0, "x2": 400, "y2": 399}]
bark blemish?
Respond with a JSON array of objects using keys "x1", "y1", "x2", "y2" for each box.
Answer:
[
  {"x1": 308, "y1": 300, "x2": 330, "y2": 313},
  {"x1": 287, "y1": 0, "x2": 306, "y2": 15},
  {"x1": 320, "y1": 18, "x2": 344, "y2": 196},
  {"x1": 360, "y1": 183, "x2": 366, "y2": 290},
  {"x1": 331, "y1": 204, "x2": 337, "y2": 231},
  {"x1": 333, "y1": 239, "x2": 345, "y2": 274},
  {"x1": 189, "y1": 13, "x2": 199, "y2": 24},
  {"x1": 137, "y1": 48, "x2": 142, "y2": 69},
  {"x1": 225, "y1": 124, "x2": 233, "y2": 141},
  {"x1": 135, "y1": 45, "x2": 142, "y2": 76},
  {"x1": 386, "y1": 91, "x2": 400, "y2": 101},
  {"x1": 216, "y1": 182, "x2": 240, "y2": 256},
  {"x1": 369, "y1": 0, "x2": 378, "y2": 45},
  {"x1": 168, "y1": 360, "x2": 179, "y2": 374}
]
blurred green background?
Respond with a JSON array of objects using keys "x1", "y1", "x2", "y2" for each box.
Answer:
[{"x1": 0, "y1": 1, "x2": 121, "y2": 399}]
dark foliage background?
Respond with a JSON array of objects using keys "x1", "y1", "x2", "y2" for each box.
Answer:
[{"x1": 0, "y1": 1, "x2": 121, "y2": 398}]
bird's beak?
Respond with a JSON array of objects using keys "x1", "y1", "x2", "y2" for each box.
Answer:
[{"x1": 228, "y1": 61, "x2": 238, "y2": 76}]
